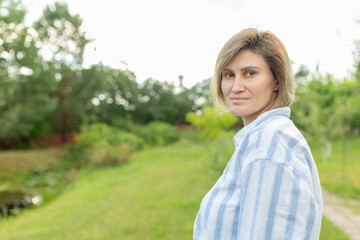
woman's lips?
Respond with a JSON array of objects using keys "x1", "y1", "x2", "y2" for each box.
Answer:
[{"x1": 230, "y1": 97, "x2": 249, "y2": 103}]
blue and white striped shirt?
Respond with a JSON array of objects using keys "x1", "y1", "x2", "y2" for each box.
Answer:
[{"x1": 194, "y1": 107, "x2": 323, "y2": 240}]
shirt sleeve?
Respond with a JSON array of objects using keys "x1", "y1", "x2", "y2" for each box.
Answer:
[{"x1": 237, "y1": 158, "x2": 321, "y2": 240}]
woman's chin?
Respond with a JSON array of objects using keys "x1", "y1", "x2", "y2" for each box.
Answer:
[{"x1": 229, "y1": 107, "x2": 246, "y2": 117}]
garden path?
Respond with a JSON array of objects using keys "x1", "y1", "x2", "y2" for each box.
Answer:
[{"x1": 322, "y1": 187, "x2": 360, "y2": 240}]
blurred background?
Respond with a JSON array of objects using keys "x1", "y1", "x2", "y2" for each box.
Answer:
[{"x1": 0, "y1": 0, "x2": 359, "y2": 239}]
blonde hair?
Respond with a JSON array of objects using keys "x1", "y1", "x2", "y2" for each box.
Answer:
[{"x1": 211, "y1": 28, "x2": 295, "y2": 110}]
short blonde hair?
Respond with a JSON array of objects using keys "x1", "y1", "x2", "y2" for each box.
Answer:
[{"x1": 211, "y1": 28, "x2": 295, "y2": 110}]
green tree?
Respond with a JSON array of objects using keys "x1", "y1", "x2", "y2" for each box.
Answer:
[
  {"x1": 133, "y1": 77, "x2": 211, "y2": 125},
  {"x1": 292, "y1": 73, "x2": 342, "y2": 163},
  {"x1": 353, "y1": 31, "x2": 360, "y2": 84},
  {"x1": 185, "y1": 77, "x2": 211, "y2": 113},
  {"x1": 350, "y1": 28, "x2": 360, "y2": 131},
  {"x1": 86, "y1": 65, "x2": 139, "y2": 128},
  {"x1": 133, "y1": 78, "x2": 190, "y2": 124},
  {"x1": 33, "y1": 2, "x2": 93, "y2": 142},
  {"x1": 0, "y1": 0, "x2": 57, "y2": 144}
]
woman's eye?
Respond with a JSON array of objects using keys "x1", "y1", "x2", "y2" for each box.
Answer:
[
  {"x1": 245, "y1": 71, "x2": 255, "y2": 77},
  {"x1": 223, "y1": 72, "x2": 234, "y2": 78}
]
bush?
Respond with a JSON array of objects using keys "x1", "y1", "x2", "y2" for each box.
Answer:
[
  {"x1": 186, "y1": 106, "x2": 238, "y2": 139},
  {"x1": 137, "y1": 121, "x2": 180, "y2": 146},
  {"x1": 90, "y1": 144, "x2": 131, "y2": 167},
  {"x1": 108, "y1": 131, "x2": 144, "y2": 152},
  {"x1": 62, "y1": 145, "x2": 89, "y2": 169},
  {"x1": 76, "y1": 123, "x2": 109, "y2": 148},
  {"x1": 68, "y1": 123, "x2": 145, "y2": 168},
  {"x1": 211, "y1": 131, "x2": 235, "y2": 175},
  {"x1": 76, "y1": 123, "x2": 144, "y2": 151}
]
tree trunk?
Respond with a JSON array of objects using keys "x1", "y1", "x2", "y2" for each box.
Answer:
[{"x1": 61, "y1": 111, "x2": 69, "y2": 144}]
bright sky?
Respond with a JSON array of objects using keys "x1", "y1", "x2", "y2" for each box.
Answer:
[{"x1": 24, "y1": 0, "x2": 360, "y2": 87}]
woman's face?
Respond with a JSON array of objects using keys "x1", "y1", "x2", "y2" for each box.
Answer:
[{"x1": 221, "y1": 50, "x2": 279, "y2": 126}]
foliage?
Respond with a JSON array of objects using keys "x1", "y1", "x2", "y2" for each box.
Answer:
[
  {"x1": 133, "y1": 78, "x2": 192, "y2": 124},
  {"x1": 33, "y1": 2, "x2": 98, "y2": 143},
  {"x1": 290, "y1": 67, "x2": 360, "y2": 167},
  {"x1": 71, "y1": 123, "x2": 144, "y2": 168},
  {"x1": 0, "y1": 0, "x2": 212, "y2": 146},
  {"x1": 33, "y1": 2, "x2": 90, "y2": 67},
  {"x1": 90, "y1": 144, "x2": 131, "y2": 167},
  {"x1": 85, "y1": 66, "x2": 139, "y2": 126},
  {"x1": 62, "y1": 144, "x2": 88, "y2": 169},
  {"x1": 186, "y1": 77, "x2": 211, "y2": 112},
  {"x1": 348, "y1": 94, "x2": 360, "y2": 131},
  {"x1": 0, "y1": 0, "x2": 57, "y2": 143},
  {"x1": 338, "y1": 79, "x2": 360, "y2": 132},
  {"x1": 353, "y1": 37, "x2": 360, "y2": 84},
  {"x1": 20, "y1": 167, "x2": 74, "y2": 202},
  {"x1": 137, "y1": 121, "x2": 180, "y2": 146},
  {"x1": 186, "y1": 106, "x2": 237, "y2": 173},
  {"x1": 1, "y1": 0, "x2": 360, "y2": 152},
  {"x1": 292, "y1": 74, "x2": 341, "y2": 142},
  {"x1": 76, "y1": 123, "x2": 144, "y2": 151},
  {"x1": 186, "y1": 106, "x2": 238, "y2": 139},
  {"x1": 211, "y1": 131, "x2": 235, "y2": 175}
]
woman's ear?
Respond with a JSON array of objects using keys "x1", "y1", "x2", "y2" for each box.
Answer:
[{"x1": 274, "y1": 81, "x2": 279, "y2": 91}]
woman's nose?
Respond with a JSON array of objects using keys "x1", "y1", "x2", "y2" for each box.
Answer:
[{"x1": 231, "y1": 76, "x2": 246, "y2": 93}]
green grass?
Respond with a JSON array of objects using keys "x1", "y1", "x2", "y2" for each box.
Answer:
[
  {"x1": 310, "y1": 135, "x2": 360, "y2": 200},
  {"x1": 0, "y1": 139, "x2": 216, "y2": 239},
  {"x1": 0, "y1": 136, "x2": 351, "y2": 239},
  {"x1": 0, "y1": 148, "x2": 63, "y2": 173},
  {"x1": 320, "y1": 217, "x2": 351, "y2": 240}
]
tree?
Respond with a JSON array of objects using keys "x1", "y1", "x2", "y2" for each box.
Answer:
[
  {"x1": 133, "y1": 77, "x2": 203, "y2": 124},
  {"x1": 0, "y1": 0, "x2": 57, "y2": 145},
  {"x1": 85, "y1": 65, "x2": 139, "y2": 128},
  {"x1": 33, "y1": 2, "x2": 93, "y2": 143},
  {"x1": 134, "y1": 78, "x2": 178, "y2": 123},
  {"x1": 350, "y1": 26, "x2": 360, "y2": 131},
  {"x1": 291, "y1": 73, "x2": 343, "y2": 164}
]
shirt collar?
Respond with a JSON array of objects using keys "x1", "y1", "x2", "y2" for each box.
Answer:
[{"x1": 233, "y1": 107, "x2": 291, "y2": 147}]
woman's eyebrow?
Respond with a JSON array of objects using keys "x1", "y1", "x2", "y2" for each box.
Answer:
[
  {"x1": 240, "y1": 66, "x2": 260, "y2": 71},
  {"x1": 222, "y1": 66, "x2": 260, "y2": 72},
  {"x1": 221, "y1": 68, "x2": 233, "y2": 72}
]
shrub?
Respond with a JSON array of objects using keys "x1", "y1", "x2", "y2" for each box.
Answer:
[
  {"x1": 186, "y1": 106, "x2": 238, "y2": 139},
  {"x1": 69, "y1": 123, "x2": 145, "y2": 168},
  {"x1": 108, "y1": 131, "x2": 144, "y2": 151},
  {"x1": 211, "y1": 131, "x2": 235, "y2": 175},
  {"x1": 76, "y1": 123, "x2": 110, "y2": 148},
  {"x1": 90, "y1": 144, "x2": 131, "y2": 167},
  {"x1": 137, "y1": 121, "x2": 180, "y2": 146},
  {"x1": 76, "y1": 123, "x2": 144, "y2": 151},
  {"x1": 62, "y1": 144, "x2": 89, "y2": 169}
]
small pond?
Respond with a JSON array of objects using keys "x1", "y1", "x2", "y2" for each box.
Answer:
[{"x1": 0, "y1": 191, "x2": 42, "y2": 218}]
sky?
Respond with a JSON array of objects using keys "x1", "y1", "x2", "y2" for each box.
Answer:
[{"x1": 24, "y1": 0, "x2": 360, "y2": 87}]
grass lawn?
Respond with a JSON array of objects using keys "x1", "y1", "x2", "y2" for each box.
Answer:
[
  {"x1": 0, "y1": 136, "x2": 351, "y2": 239},
  {"x1": 310, "y1": 135, "x2": 360, "y2": 202},
  {"x1": 320, "y1": 217, "x2": 350, "y2": 240},
  {"x1": 0, "y1": 148, "x2": 62, "y2": 173}
]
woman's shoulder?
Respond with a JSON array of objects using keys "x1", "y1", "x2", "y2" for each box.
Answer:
[
  {"x1": 256, "y1": 115, "x2": 302, "y2": 141},
  {"x1": 254, "y1": 117, "x2": 310, "y2": 161}
]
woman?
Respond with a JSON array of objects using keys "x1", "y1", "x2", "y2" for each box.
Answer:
[{"x1": 193, "y1": 28, "x2": 323, "y2": 240}]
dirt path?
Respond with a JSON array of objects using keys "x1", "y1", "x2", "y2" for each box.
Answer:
[{"x1": 322, "y1": 187, "x2": 360, "y2": 240}]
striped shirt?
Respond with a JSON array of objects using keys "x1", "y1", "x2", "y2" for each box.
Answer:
[{"x1": 194, "y1": 107, "x2": 323, "y2": 240}]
